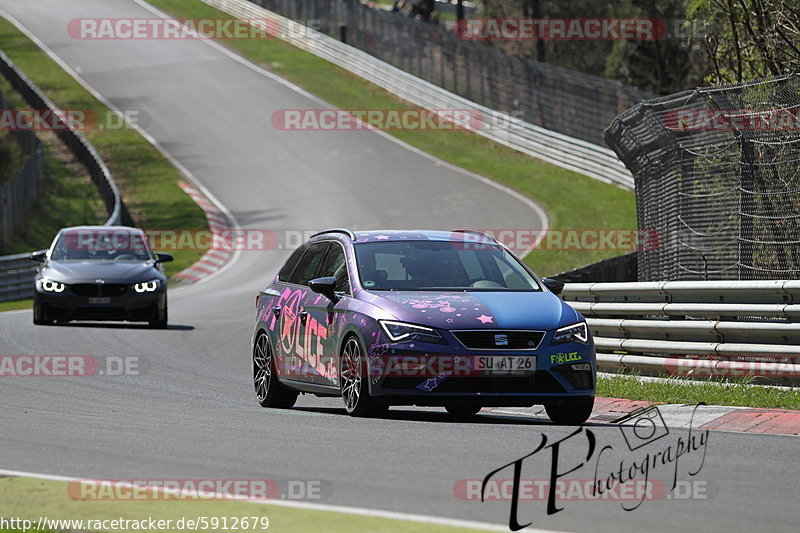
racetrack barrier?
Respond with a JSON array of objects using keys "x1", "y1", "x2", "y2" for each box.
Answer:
[
  {"x1": 0, "y1": 251, "x2": 41, "y2": 302},
  {"x1": 563, "y1": 281, "x2": 800, "y2": 385}
]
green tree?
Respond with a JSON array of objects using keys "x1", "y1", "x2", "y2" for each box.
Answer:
[
  {"x1": 476, "y1": 0, "x2": 710, "y2": 94},
  {"x1": 687, "y1": 0, "x2": 800, "y2": 83}
]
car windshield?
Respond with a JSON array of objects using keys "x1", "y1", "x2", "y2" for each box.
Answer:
[
  {"x1": 50, "y1": 229, "x2": 153, "y2": 262},
  {"x1": 354, "y1": 240, "x2": 541, "y2": 291}
]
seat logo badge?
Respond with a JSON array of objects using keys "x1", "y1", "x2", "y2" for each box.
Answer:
[{"x1": 494, "y1": 334, "x2": 508, "y2": 346}]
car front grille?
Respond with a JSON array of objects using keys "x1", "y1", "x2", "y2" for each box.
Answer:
[
  {"x1": 69, "y1": 283, "x2": 129, "y2": 297},
  {"x1": 70, "y1": 284, "x2": 100, "y2": 297},
  {"x1": 100, "y1": 284, "x2": 128, "y2": 297},
  {"x1": 452, "y1": 330, "x2": 545, "y2": 350}
]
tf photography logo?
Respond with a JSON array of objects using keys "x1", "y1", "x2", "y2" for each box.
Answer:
[{"x1": 478, "y1": 405, "x2": 710, "y2": 531}]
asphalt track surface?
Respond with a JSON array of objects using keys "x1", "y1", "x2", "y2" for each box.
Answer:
[{"x1": 0, "y1": 1, "x2": 797, "y2": 532}]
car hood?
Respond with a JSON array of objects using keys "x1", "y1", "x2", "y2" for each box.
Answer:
[
  {"x1": 42, "y1": 261, "x2": 160, "y2": 284},
  {"x1": 363, "y1": 290, "x2": 580, "y2": 331}
]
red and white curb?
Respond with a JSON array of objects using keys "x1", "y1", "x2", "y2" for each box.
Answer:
[
  {"x1": 173, "y1": 182, "x2": 241, "y2": 284},
  {"x1": 490, "y1": 397, "x2": 800, "y2": 436}
]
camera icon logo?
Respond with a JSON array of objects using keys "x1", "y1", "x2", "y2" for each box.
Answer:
[{"x1": 616, "y1": 406, "x2": 670, "y2": 451}]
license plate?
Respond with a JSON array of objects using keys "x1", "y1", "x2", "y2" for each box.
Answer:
[
  {"x1": 88, "y1": 297, "x2": 111, "y2": 304},
  {"x1": 474, "y1": 356, "x2": 535, "y2": 374}
]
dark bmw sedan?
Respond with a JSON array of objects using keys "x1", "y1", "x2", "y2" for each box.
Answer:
[{"x1": 30, "y1": 226, "x2": 173, "y2": 328}]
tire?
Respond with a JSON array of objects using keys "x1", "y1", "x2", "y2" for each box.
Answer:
[
  {"x1": 253, "y1": 332, "x2": 298, "y2": 408},
  {"x1": 148, "y1": 298, "x2": 168, "y2": 329},
  {"x1": 445, "y1": 405, "x2": 482, "y2": 418},
  {"x1": 545, "y1": 396, "x2": 594, "y2": 425},
  {"x1": 340, "y1": 336, "x2": 387, "y2": 417},
  {"x1": 32, "y1": 299, "x2": 53, "y2": 326}
]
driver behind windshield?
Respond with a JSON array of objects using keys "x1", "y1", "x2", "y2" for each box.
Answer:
[{"x1": 50, "y1": 230, "x2": 151, "y2": 262}]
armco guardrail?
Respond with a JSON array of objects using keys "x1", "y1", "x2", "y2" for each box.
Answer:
[
  {"x1": 0, "y1": 50, "x2": 132, "y2": 303},
  {"x1": 562, "y1": 281, "x2": 800, "y2": 385},
  {"x1": 203, "y1": 0, "x2": 634, "y2": 189},
  {"x1": 0, "y1": 251, "x2": 42, "y2": 302}
]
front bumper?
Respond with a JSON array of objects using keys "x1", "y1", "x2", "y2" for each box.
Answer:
[
  {"x1": 366, "y1": 337, "x2": 596, "y2": 406},
  {"x1": 35, "y1": 285, "x2": 165, "y2": 322}
]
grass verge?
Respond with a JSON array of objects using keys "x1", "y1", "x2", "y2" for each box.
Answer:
[
  {"x1": 598, "y1": 373, "x2": 800, "y2": 410},
  {"x1": 146, "y1": 0, "x2": 637, "y2": 277},
  {"x1": 0, "y1": 17, "x2": 207, "y2": 278},
  {"x1": 0, "y1": 298, "x2": 32, "y2": 312},
  {"x1": 0, "y1": 477, "x2": 494, "y2": 533}
]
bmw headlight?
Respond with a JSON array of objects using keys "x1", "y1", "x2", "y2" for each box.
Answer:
[
  {"x1": 40, "y1": 279, "x2": 66, "y2": 293},
  {"x1": 379, "y1": 320, "x2": 446, "y2": 345},
  {"x1": 552, "y1": 322, "x2": 589, "y2": 345},
  {"x1": 133, "y1": 279, "x2": 160, "y2": 293}
]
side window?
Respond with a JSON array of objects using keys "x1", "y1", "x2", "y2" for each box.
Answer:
[
  {"x1": 318, "y1": 243, "x2": 351, "y2": 294},
  {"x1": 288, "y1": 242, "x2": 330, "y2": 286},
  {"x1": 278, "y1": 245, "x2": 307, "y2": 282}
]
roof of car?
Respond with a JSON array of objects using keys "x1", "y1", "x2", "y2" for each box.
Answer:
[
  {"x1": 59, "y1": 225, "x2": 143, "y2": 233},
  {"x1": 350, "y1": 230, "x2": 498, "y2": 244}
]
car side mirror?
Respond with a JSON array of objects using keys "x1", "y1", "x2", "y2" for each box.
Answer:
[
  {"x1": 155, "y1": 253, "x2": 174, "y2": 264},
  {"x1": 29, "y1": 251, "x2": 47, "y2": 263},
  {"x1": 309, "y1": 276, "x2": 339, "y2": 302},
  {"x1": 542, "y1": 278, "x2": 565, "y2": 296}
]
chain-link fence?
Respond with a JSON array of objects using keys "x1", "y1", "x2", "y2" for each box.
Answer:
[
  {"x1": 249, "y1": 0, "x2": 655, "y2": 146},
  {"x1": 0, "y1": 88, "x2": 45, "y2": 250},
  {"x1": 605, "y1": 71, "x2": 800, "y2": 281}
]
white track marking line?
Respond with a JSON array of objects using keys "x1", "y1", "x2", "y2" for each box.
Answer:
[
  {"x1": 0, "y1": 8, "x2": 242, "y2": 290},
  {"x1": 131, "y1": 0, "x2": 550, "y2": 256},
  {"x1": 0, "y1": 468, "x2": 571, "y2": 533}
]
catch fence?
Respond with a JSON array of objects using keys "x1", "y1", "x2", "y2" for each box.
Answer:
[{"x1": 606, "y1": 71, "x2": 800, "y2": 281}]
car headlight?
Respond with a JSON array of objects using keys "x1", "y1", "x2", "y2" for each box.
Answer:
[
  {"x1": 40, "y1": 279, "x2": 66, "y2": 293},
  {"x1": 133, "y1": 279, "x2": 160, "y2": 293},
  {"x1": 379, "y1": 320, "x2": 447, "y2": 344},
  {"x1": 552, "y1": 322, "x2": 589, "y2": 345}
]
